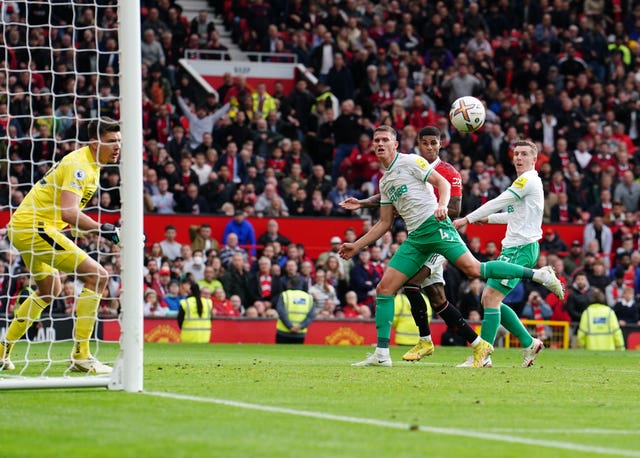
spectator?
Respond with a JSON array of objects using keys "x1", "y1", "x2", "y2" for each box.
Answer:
[
  {"x1": 613, "y1": 286, "x2": 640, "y2": 326},
  {"x1": 211, "y1": 287, "x2": 241, "y2": 317},
  {"x1": 190, "y1": 10, "x2": 215, "y2": 48},
  {"x1": 327, "y1": 176, "x2": 360, "y2": 216},
  {"x1": 457, "y1": 277, "x2": 485, "y2": 322},
  {"x1": 605, "y1": 268, "x2": 626, "y2": 308},
  {"x1": 441, "y1": 63, "x2": 484, "y2": 105},
  {"x1": 249, "y1": 256, "x2": 282, "y2": 309},
  {"x1": 577, "y1": 289, "x2": 625, "y2": 351},
  {"x1": 563, "y1": 240, "x2": 585, "y2": 276},
  {"x1": 326, "y1": 53, "x2": 354, "y2": 102},
  {"x1": 222, "y1": 210, "x2": 256, "y2": 258},
  {"x1": 588, "y1": 259, "x2": 611, "y2": 292},
  {"x1": 141, "y1": 28, "x2": 165, "y2": 68},
  {"x1": 190, "y1": 223, "x2": 219, "y2": 254},
  {"x1": 162, "y1": 280, "x2": 184, "y2": 316},
  {"x1": 613, "y1": 170, "x2": 640, "y2": 213},
  {"x1": 216, "y1": 141, "x2": 247, "y2": 184},
  {"x1": 254, "y1": 183, "x2": 289, "y2": 217},
  {"x1": 176, "y1": 182, "x2": 209, "y2": 214},
  {"x1": 279, "y1": 259, "x2": 307, "y2": 292},
  {"x1": 184, "y1": 249, "x2": 206, "y2": 282},
  {"x1": 349, "y1": 249, "x2": 380, "y2": 312},
  {"x1": 565, "y1": 271, "x2": 594, "y2": 324},
  {"x1": 331, "y1": 99, "x2": 361, "y2": 183},
  {"x1": 159, "y1": 224, "x2": 182, "y2": 261},
  {"x1": 336, "y1": 290, "x2": 371, "y2": 319},
  {"x1": 222, "y1": 252, "x2": 251, "y2": 307},
  {"x1": 143, "y1": 288, "x2": 167, "y2": 317},
  {"x1": 539, "y1": 229, "x2": 569, "y2": 254},
  {"x1": 306, "y1": 164, "x2": 333, "y2": 197},
  {"x1": 252, "y1": 83, "x2": 277, "y2": 120},
  {"x1": 521, "y1": 290, "x2": 553, "y2": 341},
  {"x1": 550, "y1": 192, "x2": 581, "y2": 223},
  {"x1": 198, "y1": 265, "x2": 224, "y2": 293},
  {"x1": 257, "y1": 219, "x2": 291, "y2": 248},
  {"x1": 308, "y1": 269, "x2": 339, "y2": 316},
  {"x1": 219, "y1": 233, "x2": 248, "y2": 268},
  {"x1": 176, "y1": 94, "x2": 229, "y2": 151},
  {"x1": 148, "y1": 176, "x2": 175, "y2": 214},
  {"x1": 191, "y1": 151, "x2": 212, "y2": 186},
  {"x1": 583, "y1": 215, "x2": 612, "y2": 263}
]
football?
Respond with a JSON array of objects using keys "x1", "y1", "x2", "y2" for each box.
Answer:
[{"x1": 449, "y1": 96, "x2": 486, "y2": 133}]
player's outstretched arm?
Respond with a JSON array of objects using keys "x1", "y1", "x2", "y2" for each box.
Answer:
[
  {"x1": 339, "y1": 205, "x2": 393, "y2": 260},
  {"x1": 340, "y1": 193, "x2": 382, "y2": 210}
]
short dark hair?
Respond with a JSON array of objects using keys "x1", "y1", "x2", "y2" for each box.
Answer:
[
  {"x1": 87, "y1": 116, "x2": 119, "y2": 140},
  {"x1": 419, "y1": 126, "x2": 441, "y2": 138}
]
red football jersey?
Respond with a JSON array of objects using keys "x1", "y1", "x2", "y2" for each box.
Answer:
[{"x1": 433, "y1": 158, "x2": 462, "y2": 198}]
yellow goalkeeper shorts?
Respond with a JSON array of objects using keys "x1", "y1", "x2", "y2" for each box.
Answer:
[{"x1": 7, "y1": 222, "x2": 89, "y2": 280}]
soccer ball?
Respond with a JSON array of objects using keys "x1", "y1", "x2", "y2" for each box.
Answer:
[{"x1": 449, "y1": 96, "x2": 486, "y2": 133}]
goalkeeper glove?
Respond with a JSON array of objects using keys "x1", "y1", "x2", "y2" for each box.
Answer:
[{"x1": 100, "y1": 223, "x2": 121, "y2": 246}]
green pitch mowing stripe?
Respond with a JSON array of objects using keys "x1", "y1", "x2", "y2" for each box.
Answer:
[
  {"x1": 144, "y1": 390, "x2": 640, "y2": 457},
  {"x1": 2, "y1": 344, "x2": 640, "y2": 458}
]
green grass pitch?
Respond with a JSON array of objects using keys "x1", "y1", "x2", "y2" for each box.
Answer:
[{"x1": 2, "y1": 343, "x2": 639, "y2": 458}]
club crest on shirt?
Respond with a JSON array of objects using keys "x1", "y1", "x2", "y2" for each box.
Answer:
[
  {"x1": 74, "y1": 169, "x2": 86, "y2": 181},
  {"x1": 512, "y1": 176, "x2": 528, "y2": 189}
]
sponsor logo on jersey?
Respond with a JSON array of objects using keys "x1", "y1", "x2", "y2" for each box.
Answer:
[
  {"x1": 512, "y1": 176, "x2": 528, "y2": 189},
  {"x1": 388, "y1": 184, "x2": 408, "y2": 203},
  {"x1": 415, "y1": 157, "x2": 429, "y2": 170}
]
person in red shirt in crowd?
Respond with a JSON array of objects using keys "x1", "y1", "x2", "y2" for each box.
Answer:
[
  {"x1": 546, "y1": 258, "x2": 571, "y2": 322},
  {"x1": 212, "y1": 287, "x2": 241, "y2": 317},
  {"x1": 340, "y1": 133, "x2": 379, "y2": 187},
  {"x1": 337, "y1": 290, "x2": 371, "y2": 319},
  {"x1": 369, "y1": 80, "x2": 394, "y2": 116},
  {"x1": 407, "y1": 94, "x2": 436, "y2": 130}
]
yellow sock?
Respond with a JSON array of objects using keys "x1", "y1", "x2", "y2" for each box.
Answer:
[
  {"x1": 2, "y1": 293, "x2": 49, "y2": 358},
  {"x1": 73, "y1": 288, "x2": 102, "y2": 360}
]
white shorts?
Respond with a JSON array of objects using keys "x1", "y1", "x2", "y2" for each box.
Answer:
[{"x1": 421, "y1": 253, "x2": 446, "y2": 288}]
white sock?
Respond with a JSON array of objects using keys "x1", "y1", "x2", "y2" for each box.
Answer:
[
  {"x1": 471, "y1": 336, "x2": 481, "y2": 347},
  {"x1": 376, "y1": 347, "x2": 390, "y2": 357},
  {"x1": 532, "y1": 268, "x2": 547, "y2": 283},
  {"x1": 420, "y1": 336, "x2": 432, "y2": 343}
]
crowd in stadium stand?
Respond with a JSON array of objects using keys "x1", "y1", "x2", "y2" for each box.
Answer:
[{"x1": 1, "y1": 1, "x2": 640, "y2": 333}]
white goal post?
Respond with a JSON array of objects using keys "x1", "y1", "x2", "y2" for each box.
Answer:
[{"x1": 0, "y1": 1, "x2": 143, "y2": 391}]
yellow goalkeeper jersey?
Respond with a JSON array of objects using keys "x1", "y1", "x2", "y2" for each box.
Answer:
[{"x1": 9, "y1": 146, "x2": 100, "y2": 230}]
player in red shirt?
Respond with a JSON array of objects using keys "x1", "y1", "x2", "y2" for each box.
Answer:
[{"x1": 341, "y1": 126, "x2": 490, "y2": 363}]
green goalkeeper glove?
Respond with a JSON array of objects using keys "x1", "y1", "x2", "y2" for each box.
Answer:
[{"x1": 100, "y1": 223, "x2": 121, "y2": 246}]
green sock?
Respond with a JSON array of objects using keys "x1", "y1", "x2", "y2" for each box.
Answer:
[
  {"x1": 481, "y1": 261, "x2": 533, "y2": 280},
  {"x1": 500, "y1": 303, "x2": 533, "y2": 347},
  {"x1": 375, "y1": 294, "x2": 395, "y2": 349},
  {"x1": 480, "y1": 308, "x2": 501, "y2": 345}
]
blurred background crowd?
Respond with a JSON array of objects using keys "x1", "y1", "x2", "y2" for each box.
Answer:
[{"x1": 0, "y1": 0, "x2": 639, "y2": 332}]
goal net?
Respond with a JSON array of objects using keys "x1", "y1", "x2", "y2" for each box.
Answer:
[{"x1": 0, "y1": 1, "x2": 143, "y2": 390}]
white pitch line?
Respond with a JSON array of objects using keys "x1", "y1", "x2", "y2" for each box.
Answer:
[
  {"x1": 143, "y1": 391, "x2": 640, "y2": 457},
  {"x1": 487, "y1": 428, "x2": 639, "y2": 435}
]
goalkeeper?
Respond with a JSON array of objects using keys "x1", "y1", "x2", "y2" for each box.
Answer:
[{"x1": 1, "y1": 117, "x2": 122, "y2": 374}]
